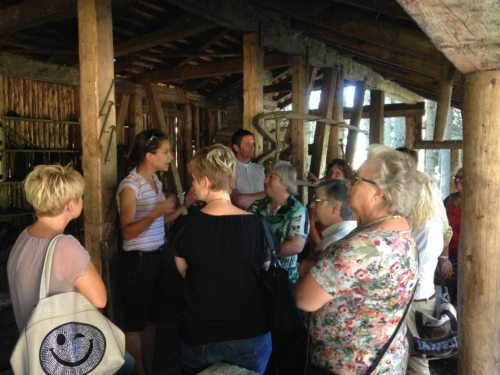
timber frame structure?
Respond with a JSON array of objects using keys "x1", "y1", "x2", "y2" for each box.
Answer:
[{"x1": 0, "y1": 0, "x2": 498, "y2": 372}]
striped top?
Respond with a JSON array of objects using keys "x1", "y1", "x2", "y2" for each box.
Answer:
[{"x1": 117, "y1": 168, "x2": 166, "y2": 251}]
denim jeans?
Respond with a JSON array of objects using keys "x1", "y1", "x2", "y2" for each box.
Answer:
[
  {"x1": 181, "y1": 332, "x2": 272, "y2": 374},
  {"x1": 115, "y1": 351, "x2": 135, "y2": 375}
]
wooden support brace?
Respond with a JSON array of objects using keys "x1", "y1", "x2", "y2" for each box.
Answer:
[
  {"x1": 116, "y1": 93, "x2": 130, "y2": 145},
  {"x1": 433, "y1": 62, "x2": 455, "y2": 141},
  {"x1": 369, "y1": 90, "x2": 384, "y2": 144},
  {"x1": 345, "y1": 79, "x2": 367, "y2": 163}
]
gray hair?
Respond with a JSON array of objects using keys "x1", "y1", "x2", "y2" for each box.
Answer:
[
  {"x1": 367, "y1": 144, "x2": 425, "y2": 217},
  {"x1": 316, "y1": 179, "x2": 352, "y2": 220},
  {"x1": 268, "y1": 161, "x2": 297, "y2": 195}
]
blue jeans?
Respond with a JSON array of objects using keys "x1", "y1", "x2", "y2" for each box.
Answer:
[
  {"x1": 181, "y1": 332, "x2": 272, "y2": 374},
  {"x1": 115, "y1": 351, "x2": 135, "y2": 375}
]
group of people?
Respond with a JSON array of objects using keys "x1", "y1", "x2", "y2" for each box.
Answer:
[{"x1": 6, "y1": 127, "x2": 463, "y2": 375}]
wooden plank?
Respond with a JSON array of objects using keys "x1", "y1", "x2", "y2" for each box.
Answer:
[
  {"x1": 78, "y1": 0, "x2": 116, "y2": 273},
  {"x1": 0, "y1": 75, "x2": 5, "y2": 181},
  {"x1": 291, "y1": 55, "x2": 308, "y2": 202},
  {"x1": 144, "y1": 82, "x2": 183, "y2": 196},
  {"x1": 460, "y1": 70, "x2": 500, "y2": 374},
  {"x1": 326, "y1": 68, "x2": 343, "y2": 161},
  {"x1": 163, "y1": 0, "x2": 423, "y2": 104},
  {"x1": 115, "y1": 93, "x2": 130, "y2": 145},
  {"x1": 193, "y1": 104, "x2": 200, "y2": 150},
  {"x1": 369, "y1": 90, "x2": 384, "y2": 144},
  {"x1": 341, "y1": 102, "x2": 425, "y2": 119},
  {"x1": 310, "y1": 68, "x2": 335, "y2": 177},
  {"x1": 242, "y1": 33, "x2": 264, "y2": 156},
  {"x1": 115, "y1": 18, "x2": 217, "y2": 57},
  {"x1": 140, "y1": 52, "x2": 288, "y2": 85},
  {"x1": 345, "y1": 80, "x2": 367, "y2": 163},
  {"x1": 131, "y1": 94, "x2": 143, "y2": 138},
  {"x1": 396, "y1": 0, "x2": 500, "y2": 73},
  {"x1": 433, "y1": 62, "x2": 455, "y2": 141}
]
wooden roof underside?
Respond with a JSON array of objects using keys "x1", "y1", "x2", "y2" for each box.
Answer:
[{"x1": 0, "y1": 0, "x2": 497, "y2": 108}]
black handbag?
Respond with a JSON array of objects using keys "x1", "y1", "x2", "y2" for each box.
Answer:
[
  {"x1": 408, "y1": 265, "x2": 459, "y2": 359},
  {"x1": 259, "y1": 216, "x2": 304, "y2": 335}
]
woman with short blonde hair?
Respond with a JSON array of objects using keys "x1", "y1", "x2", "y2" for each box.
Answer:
[{"x1": 171, "y1": 144, "x2": 272, "y2": 374}]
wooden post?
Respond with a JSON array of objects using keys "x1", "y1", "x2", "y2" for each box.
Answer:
[
  {"x1": 115, "y1": 93, "x2": 130, "y2": 146},
  {"x1": 460, "y1": 70, "x2": 500, "y2": 374},
  {"x1": 78, "y1": 0, "x2": 116, "y2": 272},
  {"x1": 131, "y1": 94, "x2": 143, "y2": 137},
  {"x1": 193, "y1": 104, "x2": 200, "y2": 151},
  {"x1": 369, "y1": 90, "x2": 384, "y2": 144},
  {"x1": 404, "y1": 116, "x2": 416, "y2": 148},
  {"x1": 433, "y1": 62, "x2": 455, "y2": 141},
  {"x1": 144, "y1": 82, "x2": 183, "y2": 196},
  {"x1": 326, "y1": 68, "x2": 343, "y2": 162},
  {"x1": 183, "y1": 102, "x2": 193, "y2": 189},
  {"x1": 345, "y1": 79, "x2": 367, "y2": 163},
  {"x1": 310, "y1": 68, "x2": 336, "y2": 177},
  {"x1": 243, "y1": 33, "x2": 264, "y2": 156},
  {"x1": 0, "y1": 74, "x2": 5, "y2": 181},
  {"x1": 291, "y1": 55, "x2": 309, "y2": 202}
]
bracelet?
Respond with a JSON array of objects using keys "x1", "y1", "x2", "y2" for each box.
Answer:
[{"x1": 438, "y1": 256, "x2": 449, "y2": 259}]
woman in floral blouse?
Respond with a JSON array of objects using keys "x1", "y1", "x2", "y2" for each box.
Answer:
[{"x1": 296, "y1": 144, "x2": 424, "y2": 375}]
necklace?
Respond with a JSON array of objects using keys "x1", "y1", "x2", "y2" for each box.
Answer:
[
  {"x1": 205, "y1": 197, "x2": 231, "y2": 204},
  {"x1": 361, "y1": 215, "x2": 402, "y2": 229}
]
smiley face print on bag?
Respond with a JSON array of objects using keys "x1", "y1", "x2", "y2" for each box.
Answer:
[{"x1": 39, "y1": 323, "x2": 106, "y2": 374}]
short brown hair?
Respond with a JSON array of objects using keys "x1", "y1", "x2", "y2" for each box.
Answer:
[{"x1": 189, "y1": 144, "x2": 236, "y2": 192}]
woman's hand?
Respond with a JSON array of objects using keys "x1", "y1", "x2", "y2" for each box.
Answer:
[{"x1": 439, "y1": 258, "x2": 454, "y2": 279}]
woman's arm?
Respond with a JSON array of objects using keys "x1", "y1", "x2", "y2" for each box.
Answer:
[
  {"x1": 119, "y1": 187, "x2": 172, "y2": 240},
  {"x1": 296, "y1": 272, "x2": 333, "y2": 312},
  {"x1": 74, "y1": 262, "x2": 107, "y2": 309},
  {"x1": 174, "y1": 256, "x2": 188, "y2": 278},
  {"x1": 279, "y1": 236, "x2": 306, "y2": 256}
]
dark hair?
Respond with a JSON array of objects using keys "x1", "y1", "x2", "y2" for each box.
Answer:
[
  {"x1": 395, "y1": 147, "x2": 419, "y2": 163},
  {"x1": 316, "y1": 179, "x2": 352, "y2": 220},
  {"x1": 231, "y1": 129, "x2": 254, "y2": 148},
  {"x1": 325, "y1": 159, "x2": 353, "y2": 180},
  {"x1": 128, "y1": 129, "x2": 168, "y2": 167}
]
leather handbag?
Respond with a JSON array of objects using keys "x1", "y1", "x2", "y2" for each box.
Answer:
[
  {"x1": 10, "y1": 235, "x2": 126, "y2": 375},
  {"x1": 408, "y1": 266, "x2": 459, "y2": 359},
  {"x1": 258, "y1": 217, "x2": 303, "y2": 335}
]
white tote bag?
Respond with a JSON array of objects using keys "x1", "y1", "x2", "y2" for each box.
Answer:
[{"x1": 10, "y1": 235, "x2": 125, "y2": 374}]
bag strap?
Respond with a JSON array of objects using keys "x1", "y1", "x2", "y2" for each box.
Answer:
[
  {"x1": 366, "y1": 282, "x2": 417, "y2": 374},
  {"x1": 39, "y1": 234, "x2": 65, "y2": 300},
  {"x1": 436, "y1": 260, "x2": 451, "y2": 302},
  {"x1": 257, "y1": 214, "x2": 281, "y2": 268}
]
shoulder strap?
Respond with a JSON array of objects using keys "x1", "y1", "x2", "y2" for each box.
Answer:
[
  {"x1": 39, "y1": 234, "x2": 65, "y2": 300},
  {"x1": 257, "y1": 214, "x2": 280, "y2": 267}
]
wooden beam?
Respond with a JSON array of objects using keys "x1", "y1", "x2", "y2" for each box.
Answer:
[
  {"x1": 175, "y1": 30, "x2": 228, "y2": 68},
  {"x1": 291, "y1": 55, "x2": 309, "y2": 202},
  {"x1": 78, "y1": 0, "x2": 116, "y2": 272},
  {"x1": 460, "y1": 70, "x2": 500, "y2": 374},
  {"x1": 163, "y1": 0, "x2": 423, "y2": 103},
  {"x1": 139, "y1": 53, "x2": 288, "y2": 84},
  {"x1": 310, "y1": 68, "x2": 336, "y2": 177},
  {"x1": 115, "y1": 17, "x2": 217, "y2": 57},
  {"x1": 413, "y1": 140, "x2": 462, "y2": 149},
  {"x1": 369, "y1": 90, "x2": 384, "y2": 144},
  {"x1": 131, "y1": 94, "x2": 143, "y2": 138},
  {"x1": 396, "y1": 1, "x2": 500, "y2": 73},
  {"x1": 183, "y1": 102, "x2": 193, "y2": 189},
  {"x1": 433, "y1": 62, "x2": 455, "y2": 141},
  {"x1": 0, "y1": 0, "x2": 76, "y2": 36},
  {"x1": 242, "y1": 33, "x2": 264, "y2": 156},
  {"x1": 326, "y1": 68, "x2": 344, "y2": 161},
  {"x1": 345, "y1": 80, "x2": 367, "y2": 163}
]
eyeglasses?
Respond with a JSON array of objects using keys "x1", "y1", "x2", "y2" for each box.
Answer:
[
  {"x1": 313, "y1": 198, "x2": 329, "y2": 204},
  {"x1": 350, "y1": 170, "x2": 378, "y2": 186}
]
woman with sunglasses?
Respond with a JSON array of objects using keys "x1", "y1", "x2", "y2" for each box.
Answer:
[
  {"x1": 297, "y1": 144, "x2": 424, "y2": 374},
  {"x1": 117, "y1": 129, "x2": 182, "y2": 375},
  {"x1": 442, "y1": 167, "x2": 463, "y2": 304}
]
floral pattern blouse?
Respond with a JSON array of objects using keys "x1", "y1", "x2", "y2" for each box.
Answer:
[{"x1": 309, "y1": 226, "x2": 418, "y2": 375}]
